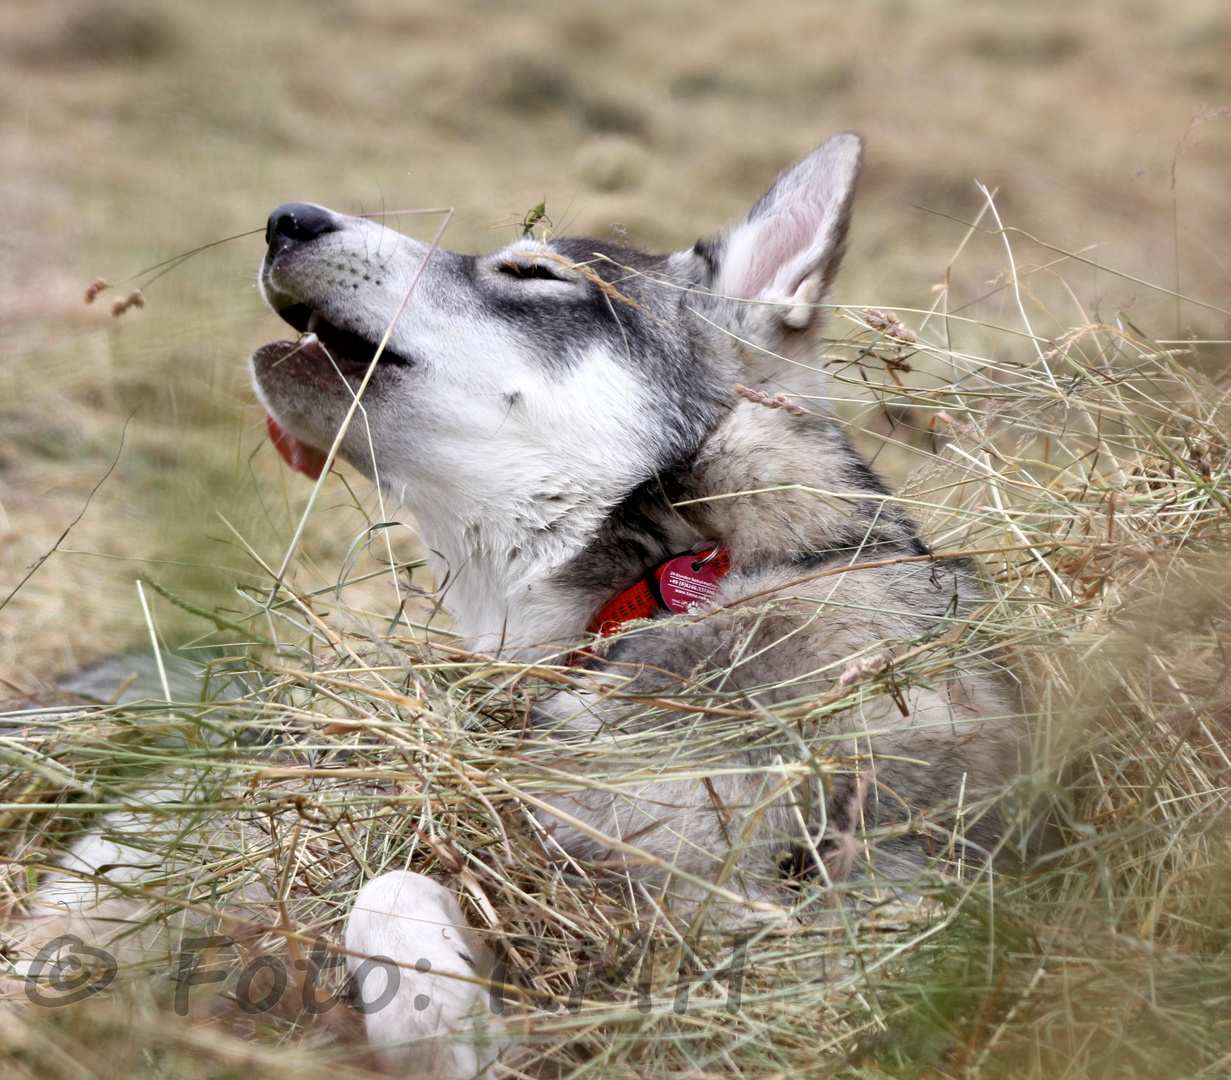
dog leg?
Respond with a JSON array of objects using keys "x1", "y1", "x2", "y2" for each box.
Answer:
[
  {"x1": 2, "y1": 787, "x2": 207, "y2": 1002},
  {"x1": 345, "y1": 871, "x2": 509, "y2": 1077}
]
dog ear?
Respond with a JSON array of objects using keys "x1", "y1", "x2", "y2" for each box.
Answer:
[{"x1": 714, "y1": 133, "x2": 864, "y2": 332}]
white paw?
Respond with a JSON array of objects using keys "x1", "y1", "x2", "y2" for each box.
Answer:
[{"x1": 345, "y1": 871, "x2": 508, "y2": 1077}]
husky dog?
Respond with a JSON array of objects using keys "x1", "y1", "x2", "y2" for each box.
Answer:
[
  {"x1": 3, "y1": 136, "x2": 1021, "y2": 1074},
  {"x1": 249, "y1": 134, "x2": 1023, "y2": 1073}
]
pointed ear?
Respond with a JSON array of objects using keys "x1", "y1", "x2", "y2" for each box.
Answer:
[{"x1": 713, "y1": 133, "x2": 864, "y2": 330}]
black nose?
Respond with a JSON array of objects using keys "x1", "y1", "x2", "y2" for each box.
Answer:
[{"x1": 265, "y1": 202, "x2": 338, "y2": 256}]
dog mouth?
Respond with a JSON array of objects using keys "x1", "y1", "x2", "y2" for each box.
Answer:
[
  {"x1": 271, "y1": 302, "x2": 414, "y2": 372},
  {"x1": 254, "y1": 303, "x2": 412, "y2": 480}
]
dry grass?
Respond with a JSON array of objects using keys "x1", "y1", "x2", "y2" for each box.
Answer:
[
  {"x1": 1, "y1": 2, "x2": 1230, "y2": 1076},
  {"x1": 2, "y1": 0, "x2": 1230, "y2": 682},
  {"x1": 1, "y1": 202, "x2": 1229, "y2": 1076}
]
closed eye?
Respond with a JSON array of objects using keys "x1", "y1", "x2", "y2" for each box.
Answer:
[{"x1": 498, "y1": 259, "x2": 565, "y2": 282}]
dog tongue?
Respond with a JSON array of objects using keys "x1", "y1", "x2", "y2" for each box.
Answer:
[{"x1": 265, "y1": 413, "x2": 328, "y2": 480}]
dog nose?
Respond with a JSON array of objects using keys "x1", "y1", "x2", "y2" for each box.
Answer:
[{"x1": 265, "y1": 202, "x2": 338, "y2": 256}]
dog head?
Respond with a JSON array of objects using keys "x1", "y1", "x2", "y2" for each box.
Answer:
[{"x1": 250, "y1": 134, "x2": 863, "y2": 550}]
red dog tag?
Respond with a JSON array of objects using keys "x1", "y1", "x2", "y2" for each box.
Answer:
[{"x1": 657, "y1": 554, "x2": 724, "y2": 614}]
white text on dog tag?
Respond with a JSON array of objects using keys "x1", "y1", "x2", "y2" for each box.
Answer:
[{"x1": 658, "y1": 555, "x2": 723, "y2": 614}]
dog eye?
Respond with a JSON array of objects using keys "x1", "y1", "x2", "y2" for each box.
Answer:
[{"x1": 498, "y1": 260, "x2": 564, "y2": 282}]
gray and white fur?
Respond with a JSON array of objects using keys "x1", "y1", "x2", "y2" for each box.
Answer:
[
  {"x1": 250, "y1": 133, "x2": 1024, "y2": 1072},
  {"x1": 10, "y1": 136, "x2": 1022, "y2": 1076}
]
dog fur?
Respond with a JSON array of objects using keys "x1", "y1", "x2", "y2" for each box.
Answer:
[
  {"x1": 248, "y1": 133, "x2": 1024, "y2": 1073},
  {"x1": 5, "y1": 135, "x2": 1023, "y2": 1077}
]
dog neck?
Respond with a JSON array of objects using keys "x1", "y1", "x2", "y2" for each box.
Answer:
[
  {"x1": 415, "y1": 401, "x2": 920, "y2": 659},
  {"x1": 409, "y1": 475, "x2": 657, "y2": 660}
]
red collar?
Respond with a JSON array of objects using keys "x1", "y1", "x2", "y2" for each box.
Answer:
[{"x1": 586, "y1": 545, "x2": 732, "y2": 638}]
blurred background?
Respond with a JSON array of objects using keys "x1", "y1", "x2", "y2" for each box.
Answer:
[{"x1": 1, "y1": 0, "x2": 1228, "y2": 689}]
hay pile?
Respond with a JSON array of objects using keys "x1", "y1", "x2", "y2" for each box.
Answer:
[{"x1": 1, "y1": 239, "x2": 1229, "y2": 1079}]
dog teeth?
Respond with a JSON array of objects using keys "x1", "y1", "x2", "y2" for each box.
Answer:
[
  {"x1": 306, "y1": 310, "x2": 320, "y2": 334},
  {"x1": 301, "y1": 332, "x2": 319, "y2": 347}
]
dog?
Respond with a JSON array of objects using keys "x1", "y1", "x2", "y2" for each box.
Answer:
[
  {"x1": 3, "y1": 135, "x2": 1022, "y2": 1076},
  {"x1": 248, "y1": 132, "x2": 1025, "y2": 1074}
]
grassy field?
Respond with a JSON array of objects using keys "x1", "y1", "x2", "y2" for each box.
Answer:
[
  {"x1": 1, "y1": 0, "x2": 1229, "y2": 686},
  {"x1": 1, "y1": 1, "x2": 1230, "y2": 1077}
]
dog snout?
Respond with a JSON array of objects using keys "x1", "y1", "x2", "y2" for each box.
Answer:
[{"x1": 265, "y1": 202, "x2": 339, "y2": 258}]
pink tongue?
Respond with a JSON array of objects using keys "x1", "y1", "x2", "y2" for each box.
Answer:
[{"x1": 265, "y1": 414, "x2": 329, "y2": 480}]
